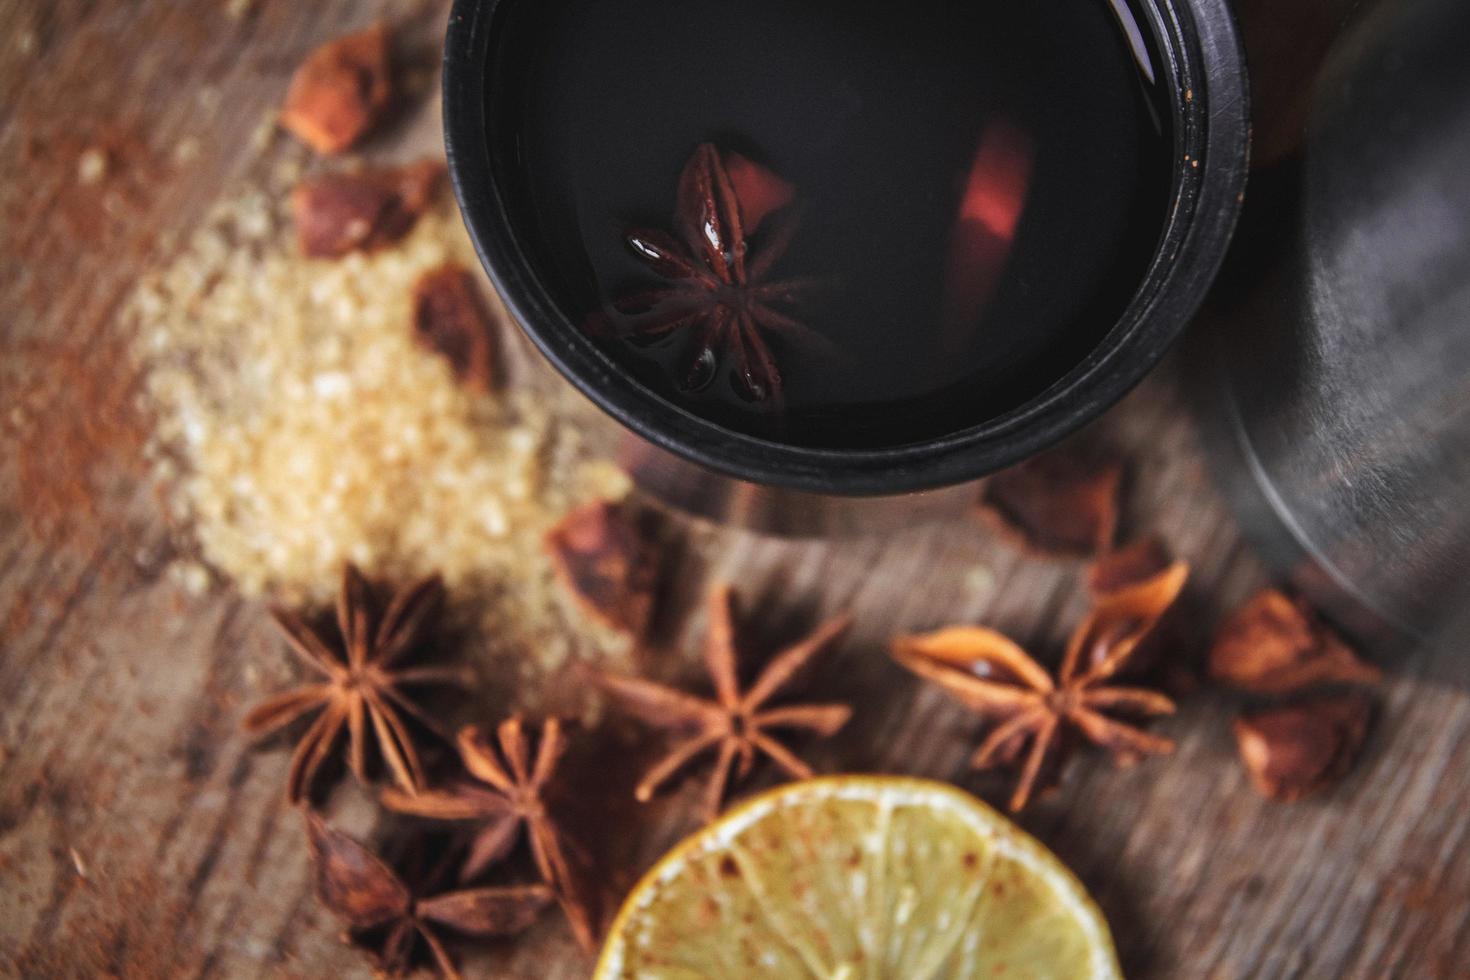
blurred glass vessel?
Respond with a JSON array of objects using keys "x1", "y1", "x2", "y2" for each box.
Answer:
[{"x1": 1200, "y1": 0, "x2": 1470, "y2": 654}]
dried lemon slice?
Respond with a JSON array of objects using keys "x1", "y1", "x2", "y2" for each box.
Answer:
[{"x1": 595, "y1": 776, "x2": 1121, "y2": 979}]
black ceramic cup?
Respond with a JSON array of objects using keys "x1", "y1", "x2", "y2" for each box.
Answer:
[{"x1": 443, "y1": 0, "x2": 1248, "y2": 525}]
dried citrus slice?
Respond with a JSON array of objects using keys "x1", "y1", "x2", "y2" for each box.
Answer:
[{"x1": 595, "y1": 776, "x2": 1121, "y2": 979}]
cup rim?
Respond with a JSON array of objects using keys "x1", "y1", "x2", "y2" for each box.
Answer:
[{"x1": 443, "y1": 0, "x2": 1249, "y2": 496}]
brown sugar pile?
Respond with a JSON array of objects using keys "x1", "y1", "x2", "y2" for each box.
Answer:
[{"x1": 129, "y1": 185, "x2": 632, "y2": 691}]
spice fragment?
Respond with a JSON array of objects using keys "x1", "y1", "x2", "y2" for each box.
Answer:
[
  {"x1": 978, "y1": 450, "x2": 1123, "y2": 557},
  {"x1": 292, "y1": 159, "x2": 442, "y2": 258},
  {"x1": 1233, "y1": 693, "x2": 1373, "y2": 802},
  {"x1": 545, "y1": 501, "x2": 658, "y2": 638},
  {"x1": 412, "y1": 263, "x2": 498, "y2": 392},
  {"x1": 1209, "y1": 589, "x2": 1380, "y2": 694},
  {"x1": 280, "y1": 22, "x2": 394, "y2": 155}
]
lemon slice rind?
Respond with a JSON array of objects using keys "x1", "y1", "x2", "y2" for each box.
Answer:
[{"x1": 595, "y1": 775, "x2": 1122, "y2": 980}]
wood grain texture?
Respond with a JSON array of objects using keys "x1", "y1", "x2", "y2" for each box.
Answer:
[{"x1": 3, "y1": 2, "x2": 1468, "y2": 978}]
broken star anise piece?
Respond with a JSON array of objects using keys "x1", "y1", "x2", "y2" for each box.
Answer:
[
  {"x1": 1208, "y1": 589, "x2": 1381, "y2": 694},
  {"x1": 381, "y1": 717, "x2": 597, "y2": 951},
  {"x1": 544, "y1": 500, "x2": 658, "y2": 639},
  {"x1": 597, "y1": 143, "x2": 828, "y2": 407},
  {"x1": 978, "y1": 450, "x2": 1124, "y2": 557},
  {"x1": 306, "y1": 812, "x2": 551, "y2": 980},
  {"x1": 892, "y1": 560, "x2": 1188, "y2": 812},
  {"x1": 244, "y1": 564, "x2": 468, "y2": 803},
  {"x1": 598, "y1": 584, "x2": 853, "y2": 821},
  {"x1": 1233, "y1": 692, "x2": 1374, "y2": 802},
  {"x1": 413, "y1": 262, "x2": 498, "y2": 393}
]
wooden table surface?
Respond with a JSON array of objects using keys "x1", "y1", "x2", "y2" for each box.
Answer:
[{"x1": 3, "y1": 2, "x2": 1468, "y2": 978}]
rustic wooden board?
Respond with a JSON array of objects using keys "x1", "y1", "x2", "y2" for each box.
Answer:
[{"x1": 3, "y1": 2, "x2": 1468, "y2": 978}]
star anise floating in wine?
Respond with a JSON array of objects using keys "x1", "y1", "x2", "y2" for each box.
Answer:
[
  {"x1": 599, "y1": 584, "x2": 853, "y2": 821},
  {"x1": 380, "y1": 717, "x2": 597, "y2": 951},
  {"x1": 594, "y1": 143, "x2": 829, "y2": 407},
  {"x1": 892, "y1": 559, "x2": 1189, "y2": 811},
  {"x1": 244, "y1": 565, "x2": 468, "y2": 803},
  {"x1": 305, "y1": 812, "x2": 550, "y2": 980}
]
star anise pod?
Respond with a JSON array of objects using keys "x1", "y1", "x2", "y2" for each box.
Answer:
[
  {"x1": 597, "y1": 143, "x2": 828, "y2": 407},
  {"x1": 380, "y1": 717, "x2": 597, "y2": 951},
  {"x1": 598, "y1": 584, "x2": 853, "y2": 821},
  {"x1": 244, "y1": 565, "x2": 468, "y2": 803},
  {"x1": 305, "y1": 812, "x2": 550, "y2": 980},
  {"x1": 892, "y1": 561, "x2": 1189, "y2": 811}
]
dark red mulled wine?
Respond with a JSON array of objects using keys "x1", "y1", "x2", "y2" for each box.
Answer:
[{"x1": 486, "y1": 0, "x2": 1173, "y2": 449}]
